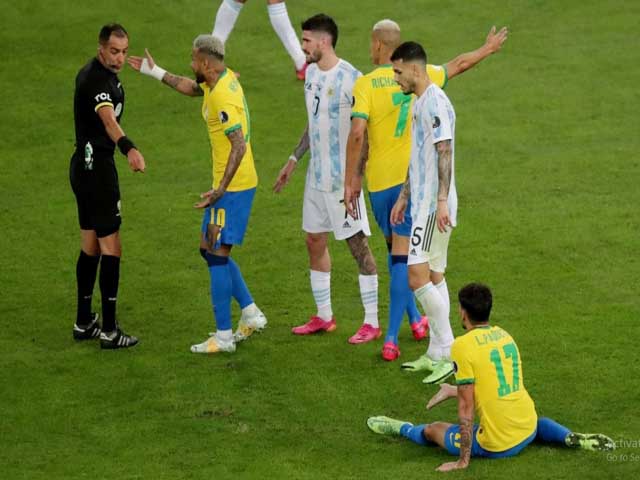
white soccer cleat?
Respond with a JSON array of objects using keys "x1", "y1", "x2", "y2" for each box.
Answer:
[
  {"x1": 190, "y1": 333, "x2": 236, "y2": 354},
  {"x1": 233, "y1": 307, "x2": 267, "y2": 342}
]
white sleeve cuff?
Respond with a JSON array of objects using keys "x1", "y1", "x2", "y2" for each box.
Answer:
[{"x1": 140, "y1": 59, "x2": 167, "y2": 81}]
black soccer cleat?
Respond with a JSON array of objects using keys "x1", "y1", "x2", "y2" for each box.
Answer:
[
  {"x1": 73, "y1": 313, "x2": 101, "y2": 340},
  {"x1": 100, "y1": 329, "x2": 139, "y2": 350}
]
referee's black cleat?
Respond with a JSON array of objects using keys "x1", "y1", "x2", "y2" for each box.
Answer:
[
  {"x1": 73, "y1": 313, "x2": 102, "y2": 340},
  {"x1": 100, "y1": 329, "x2": 139, "y2": 350}
]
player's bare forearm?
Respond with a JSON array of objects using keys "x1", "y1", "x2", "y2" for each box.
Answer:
[
  {"x1": 162, "y1": 72, "x2": 204, "y2": 96},
  {"x1": 436, "y1": 140, "x2": 452, "y2": 201},
  {"x1": 358, "y1": 130, "x2": 369, "y2": 177},
  {"x1": 345, "y1": 119, "x2": 367, "y2": 184},
  {"x1": 456, "y1": 384, "x2": 475, "y2": 468},
  {"x1": 291, "y1": 124, "x2": 310, "y2": 161},
  {"x1": 217, "y1": 129, "x2": 246, "y2": 193},
  {"x1": 445, "y1": 26, "x2": 508, "y2": 80},
  {"x1": 399, "y1": 171, "x2": 411, "y2": 201},
  {"x1": 458, "y1": 416, "x2": 473, "y2": 467}
]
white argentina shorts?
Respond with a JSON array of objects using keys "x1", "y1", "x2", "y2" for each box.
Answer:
[
  {"x1": 407, "y1": 210, "x2": 453, "y2": 272},
  {"x1": 302, "y1": 183, "x2": 371, "y2": 240}
]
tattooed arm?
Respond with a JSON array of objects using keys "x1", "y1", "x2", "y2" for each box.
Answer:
[
  {"x1": 195, "y1": 129, "x2": 246, "y2": 208},
  {"x1": 437, "y1": 384, "x2": 474, "y2": 472},
  {"x1": 127, "y1": 50, "x2": 203, "y2": 96},
  {"x1": 291, "y1": 124, "x2": 310, "y2": 161},
  {"x1": 344, "y1": 118, "x2": 368, "y2": 218},
  {"x1": 216, "y1": 129, "x2": 246, "y2": 193},
  {"x1": 435, "y1": 139, "x2": 452, "y2": 233},
  {"x1": 390, "y1": 170, "x2": 410, "y2": 226},
  {"x1": 161, "y1": 73, "x2": 204, "y2": 96},
  {"x1": 273, "y1": 124, "x2": 309, "y2": 193}
]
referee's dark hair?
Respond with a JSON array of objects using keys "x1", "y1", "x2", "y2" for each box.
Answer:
[
  {"x1": 302, "y1": 14, "x2": 338, "y2": 48},
  {"x1": 458, "y1": 283, "x2": 493, "y2": 324},
  {"x1": 99, "y1": 23, "x2": 128, "y2": 45},
  {"x1": 391, "y1": 41, "x2": 428, "y2": 65}
]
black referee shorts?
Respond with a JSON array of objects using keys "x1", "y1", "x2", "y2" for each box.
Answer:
[{"x1": 70, "y1": 153, "x2": 122, "y2": 238}]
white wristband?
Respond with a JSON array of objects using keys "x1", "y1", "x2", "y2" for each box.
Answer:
[
  {"x1": 288, "y1": 155, "x2": 298, "y2": 163},
  {"x1": 140, "y1": 58, "x2": 167, "y2": 82}
]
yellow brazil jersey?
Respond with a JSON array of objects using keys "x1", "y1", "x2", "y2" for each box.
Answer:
[
  {"x1": 200, "y1": 68, "x2": 257, "y2": 191},
  {"x1": 451, "y1": 325, "x2": 538, "y2": 453},
  {"x1": 351, "y1": 64, "x2": 447, "y2": 192}
]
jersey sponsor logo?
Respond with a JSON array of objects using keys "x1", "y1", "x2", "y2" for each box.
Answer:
[
  {"x1": 115, "y1": 103, "x2": 123, "y2": 117},
  {"x1": 94, "y1": 92, "x2": 112, "y2": 103},
  {"x1": 432, "y1": 116, "x2": 441, "y2": 129},
  {"x1": 410, "y1": 248, "x2": 417, "y2": 255},
  {"x1": 219, "y1": 111, "x2": 229, "y2": 123},
  {"x1": 342, "y1": 221, "x2": 351, "y2": 228}
]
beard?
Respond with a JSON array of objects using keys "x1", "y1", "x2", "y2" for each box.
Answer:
[
  {"x1": 304, "y1": 48, "x2": 322, "y2": 64},
  {"x1": 194, "y1": 71, "x2": 206, "y2": 84}
]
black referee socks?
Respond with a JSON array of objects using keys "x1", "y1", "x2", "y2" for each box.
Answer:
[
  {"x1": 99, "y1": 255, "x2": 120, "y2": 333},
  {"x1": 76, "y1": 250, "x2": 100, "y2": 326}
]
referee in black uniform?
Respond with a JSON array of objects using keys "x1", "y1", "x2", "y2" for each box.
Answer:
[{"x1": 70, "y1": 24, "x2": 144, "y2": 349}]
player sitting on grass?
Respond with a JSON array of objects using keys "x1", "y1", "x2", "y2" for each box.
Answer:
[{"x1": 367, "y1": 283, "x2": 614, "y2": 472}]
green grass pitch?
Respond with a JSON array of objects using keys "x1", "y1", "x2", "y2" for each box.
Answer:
[{"x1": 1, "y1": 0, "x2": 639, "y2": 478}]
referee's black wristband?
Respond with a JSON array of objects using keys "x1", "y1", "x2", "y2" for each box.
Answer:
[{"x1": 117, "y1": 136, "x2": 136, "y2": 156}]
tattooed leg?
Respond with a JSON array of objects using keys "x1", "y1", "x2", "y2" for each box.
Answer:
[{"x1": 346, "y1": 231, "x2": 377, "y2": 275}]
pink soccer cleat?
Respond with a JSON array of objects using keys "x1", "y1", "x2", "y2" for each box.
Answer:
[
  {"x1": 296, "y1": 63, "x2": 308, "y2": 80},
  {"x1": 292, "y1": 316, "x2": 336, "y2": 335},
  {"x1": 411, "y1": 316, "x2": 429, "y2": 341},
  {"x1": 348, "y1": 323, "x2": 382, "y2": 344},
  {"x1": 381, "y1": 341, "x2": 401, "y2": 361}
]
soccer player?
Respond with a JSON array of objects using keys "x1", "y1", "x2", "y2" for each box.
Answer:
[
  {"x1": 70, "y1": 23, "x2": 145, "y2": 350},
  {"x1": 273, "y1": 14, "x2": 379, "y2": 339},
  {"x1": 367, "y1": 283, "x2": 615, "y2": 472},
  {"x1": 128, "y1": 35, "x2": 266, "y2": 353},
  {"x1": 212, "y1": 0, "x2": 307, "y2": 79},
  {"x1": 345, "y1": 21, "x2": 508, "y2": 359},
  {"x1": 387, "y1": 41, "x2": 458, "y2": 382}
]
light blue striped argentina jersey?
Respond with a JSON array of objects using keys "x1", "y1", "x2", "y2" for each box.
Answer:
[
  {"x1": 304, "y1": 59, "x2": 361, "y2": 192},
  {"x1": 409, "y1": 83, "x2": 458, "y2": 226}
]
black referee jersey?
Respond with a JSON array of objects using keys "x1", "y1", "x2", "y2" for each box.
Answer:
[{"x1": 70, "y1": 57, "x2": 125, "y2": 178}]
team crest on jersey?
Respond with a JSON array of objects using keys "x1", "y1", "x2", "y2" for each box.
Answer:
[
  {"x1": 327, "y1": 88, "x2": 334, "y2": 97},
  {"x1": 219, "y1": 111, "x2": 229, "y2": 123},
  {"x1": 432, "y1": 116, "x2": 441, "y2": 129}
]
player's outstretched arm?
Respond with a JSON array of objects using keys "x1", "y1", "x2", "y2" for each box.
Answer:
[
  {"x1": 426, "y1": 383, "x2": 458, "y2": 409},
  {"x1": 344, "y1": 118, "x2": 368, "y2": 218},
  {"x1": 444, "y1": 26, "x2": 508, "y2": 80},
  {"x1": 273, "y1": 124, "x2": 309, "y2": 193},
  {"x1": 436, "y1": 384, "x2": 474, "y2": 472},
  {"x1": 96, "y1": 106, "x2": 145, "y2": 172},
  {"x1": 195, "y1": 129, "x2": 246, "y2": 208},
  {"x1": 128, "y1": 49, "x2": 203, "y2": 97}
]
